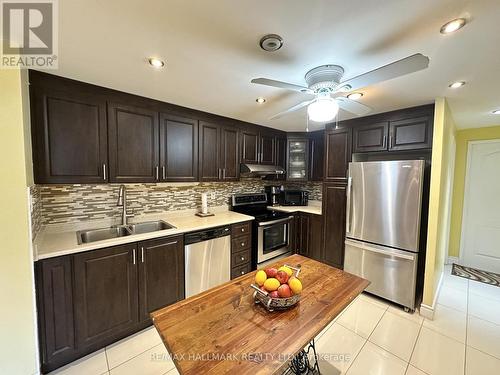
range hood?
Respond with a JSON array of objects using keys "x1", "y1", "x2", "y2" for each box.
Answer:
[{"x1": 240, "y1": 163, "x2": 286, "y2": 177}]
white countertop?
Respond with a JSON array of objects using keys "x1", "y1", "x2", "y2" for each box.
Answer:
[
  {"x1": 34, "y1": 208, "x2": 254, "y2": 261},
  {"x1": 267, "y1": 200, "x2": 322, "y2": 216}
]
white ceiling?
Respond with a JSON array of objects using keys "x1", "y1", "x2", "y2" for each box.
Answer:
[{"x1": 47, "y1": 0, "x2": 500, "y2": 131}]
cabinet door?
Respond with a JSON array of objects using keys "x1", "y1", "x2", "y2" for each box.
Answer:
[
  {"x1": 74, "y1": 244, "x2": 139, "y2": 350},
  {"x1": 36, "y1": 257, "x2": 76, "y2": 373},
  {"x1": 31, "y1": 87, "x2": 108, "y2": 183},
  {"x1": 352, "y1": 122, "x2": 388, "y2": 153},
  {"x1": 241, "y1": 130, "x2": 260, "y2": 164},
  {"x1": 389, "y1": 116, "x2": 433, "y2": 151},
  {"x1": 325, "y1": 127, "x2": 351, "y2": 181},
  {"x1": 160, "y1": 114, "x2": 198, "y2": 181},
  {"x1": 220, "y1": 126, "x2": 239, "y2": 180},
  {"x1": 298, "y1": 214, "x2": 310, "y2": 256},
  {"x1": 199, "y1": 121, "x2": 220, "y2": 181},
  {"x1": 138, "y1": 236, "x2": 184, "y2": 321},
  {"x1": 275, "y1": 137, "x2": 287, "y2": 169},
  {"x1": 323, "y1": 183, "x2": 347, "y2": 268},
  {"x1": 260, "y1": 133, "x2": 276, "y2": 165},
  {"x1": 108, "y1": 103, "x2": 159, "y2": 183},
  {"x1": 309, "y1": 214, "x2": 324, "y2": 262},
  {"x1": 287, "y1": 138, "x2": 309, "y2": 181},
  {"x1": 309, "y1": 132, "x2": 324, "y2": 181}
]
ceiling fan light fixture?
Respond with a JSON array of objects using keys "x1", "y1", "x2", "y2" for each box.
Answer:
[
  {"x1": 347, "y1": 92, "x2": 363, "y2": 100},
  {"x1": 307, "y1": 97, "x2": 339, "y2": 122},
  {"x1": 440, "y1": 18, "x2": 466, "y2": 34}
]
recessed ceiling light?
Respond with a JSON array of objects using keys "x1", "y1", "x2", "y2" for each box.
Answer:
[
  {"x1": 449, "y1": 81, "x2": 466, "y2": 89},
  {"x1": 492, "y1": 109, "x2": 500, "y2": 115},
  {"x1": 256, "y1": 97, "x2": 266, "y2": 104},
  {"x1": 148, "y1": 57, "x2": 165, "y2": 68},
  {"x1": 259, "y1": 34, "x2": 284, "y2": 52},
  {"x1": 440, "y1": 18, "x2": 466, "y2": 34},
  {"x1": 347, "y1": 92, "x2": 363, "y2": 100}
]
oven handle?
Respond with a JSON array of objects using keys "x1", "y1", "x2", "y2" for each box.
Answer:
[{"x1": 258, "y1": 216, "x2": 293, "y2": 227}]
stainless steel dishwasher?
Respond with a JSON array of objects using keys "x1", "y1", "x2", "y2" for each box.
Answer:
[{"x1": 184, "y1": 226, "x2": 231, "y2": 298}]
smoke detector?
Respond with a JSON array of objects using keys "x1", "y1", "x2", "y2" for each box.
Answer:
[{"x1": 259, "y1": 34, "x2": 283, "y2": 52}]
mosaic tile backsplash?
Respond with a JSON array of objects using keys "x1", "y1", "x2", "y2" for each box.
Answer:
[{"x1": 31, "y1": 180, "x2": 322, "y2": 231}]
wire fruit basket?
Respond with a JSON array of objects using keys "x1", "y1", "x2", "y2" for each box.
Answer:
[{"x1": 251, "y1": 264, "x2": 301, "y2": 312}]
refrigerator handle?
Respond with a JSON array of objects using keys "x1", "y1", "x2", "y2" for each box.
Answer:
[{"x1": 346, "y1": 176, "x2": 352, "y2": 234}]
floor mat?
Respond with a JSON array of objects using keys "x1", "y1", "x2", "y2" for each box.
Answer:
[{"x1": 452, "y1": 263, "x2": 500, "y2": 287}]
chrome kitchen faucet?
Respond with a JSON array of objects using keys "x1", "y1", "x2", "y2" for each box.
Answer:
[{"x1": 117, "y1": 185, "x2": 133, "y2": 226}]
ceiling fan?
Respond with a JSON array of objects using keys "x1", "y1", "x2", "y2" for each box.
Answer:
[{"x1": 251, "y1": 53, "x2": 430, "y2": 122}]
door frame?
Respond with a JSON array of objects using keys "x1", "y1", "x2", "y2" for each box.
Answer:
[{"x1": 459, "y1": 139, "x2": 500, "y2": 263}]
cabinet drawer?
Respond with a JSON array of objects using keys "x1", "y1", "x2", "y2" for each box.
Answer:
[
  {"x1": 231, "y1": 222, "x2": 251, "y2": 237},
  {"x1": 231, "y1": 235, "x2": 251, "y2": 251},
  {"x1": 231, "y1": 248, "x2": 251, "y2": 267},
  {"x1": 231, "y1": 263, "x2": 252, "y2": 279}
]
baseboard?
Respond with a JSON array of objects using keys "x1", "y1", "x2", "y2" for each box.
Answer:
[
  {"x1": 446, "y1": 256, "x2": 460, "y2": 265},
  {"x1": 419, "y1": 271, "x2": 444, "y2": 320}
]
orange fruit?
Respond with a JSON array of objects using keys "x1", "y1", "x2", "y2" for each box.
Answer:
[
  {"x1": 288, "y1": 277, "x2": 303, "y2": 295},
  {"x1": 255, "y1": 270, "x2": 267, "y2": 286},
  {"x1": 263, "y1": 278, "x2": 280, "y2": 292}
]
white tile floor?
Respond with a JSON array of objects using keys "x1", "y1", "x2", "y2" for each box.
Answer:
[{"x1": 49, "y1": 265, "x2": 500, "y2": 375}]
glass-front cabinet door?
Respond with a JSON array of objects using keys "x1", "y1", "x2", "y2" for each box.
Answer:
[{"x1": 287, "y1": 138, "x2": 309, "y2": 181}]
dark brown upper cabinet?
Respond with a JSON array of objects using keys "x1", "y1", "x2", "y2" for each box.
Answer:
[
  {"x1": 389, "y1": 115, "x2": 433, "y2": 151},
  {"x1": 240, "y1": 129, "x2": 260, "y2": 164},
  {"x1": 260, "y1": 132, "x2": 276, "y2": 165},
  {"x1": 219, "y1": 126, "x2": 240, "y2": 181},
  {"x1": 108, "y1": 103, "x2": 160, "y2": 183},
  {"x1": 199, "y1": 121, "x2": 240, "y2": 181},
  {"x1": 138, "y1": 235, "x2": 184, "y2": 321},
  {"x1": 159, "y1": 114, "x2": 198, "y2": 182},
  {"x1": 30, "y1": 87, "x2": 108, "y2": 184},
  {"x1": 73, "y1": 244, "x2": 139, "y2": 350},
  {"x1": 275, "y1": 136, "x2": 287, "y2": 169},
  {"x1": 324, "y1": 127, "x2": 351, "y2": 181},
  {"x1": 309, "y1": 131, "x2": 324, "y2": 181},
  {"x1": 352, "y1": 122, "x2": 389, "y2": 153}
]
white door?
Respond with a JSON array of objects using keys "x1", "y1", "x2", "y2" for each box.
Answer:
[{"x1": 461, "y1": 140, "x2": 500, "y2": 273}]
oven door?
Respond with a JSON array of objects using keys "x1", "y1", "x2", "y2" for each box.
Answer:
[{"x1": 257, "y1": 216, "x2": 293, "y2": 263}]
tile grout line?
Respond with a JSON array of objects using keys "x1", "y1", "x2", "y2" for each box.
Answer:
[
  {"x1": 104, "y1": 346, "x2": 111, "y2": 373},
  {"x1": 406, "y1": 309, "x2": 427, "y2": 374},
  {"x1": 106, "y1": 341, "x2": 164, "y2": 371}
]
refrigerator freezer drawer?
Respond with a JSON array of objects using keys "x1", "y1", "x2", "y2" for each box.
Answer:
[{"x1": 344, "y1": 239, "x2": 418, "y2": 310}]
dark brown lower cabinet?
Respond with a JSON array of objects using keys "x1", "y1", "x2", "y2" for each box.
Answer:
[
  {"x1": 73, "y1": 244, "x2": 139, "y2": 350},
  {"x1": 138, "y1": 236, "x2": 184, "y2": 321},
  {"x1": 36, "y1": 256, "x2": 76, "y2": 372},
  {"x1": 308, "y1": 214, "x2": 324, "y2": 262},
  {"x1": 297, "y1": 213, "x2": 310, "y2": 257},
  {"x1": 36, "y1": 235, "x2": 184, "y2": 373},
  {"x1": 289, "y1": 212, "x2": 323, "y2": 263},
  {"x1": 323, "y1": 182, "x2": 347, "y2": 268}
]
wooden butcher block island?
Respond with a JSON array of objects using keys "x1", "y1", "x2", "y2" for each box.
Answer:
[{"x1": 151, "y1": 254, "x2": 369, "y2": 375}]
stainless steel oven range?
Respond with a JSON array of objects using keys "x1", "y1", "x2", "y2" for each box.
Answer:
[{"x1": 231, "y1": 193, "x2": 292, "y2": 269}]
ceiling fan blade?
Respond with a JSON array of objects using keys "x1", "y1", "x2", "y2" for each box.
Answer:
[
  {"x1": 270, "y1": 99, "x2": 314, "y2": 120},
  {"x1": 339, "y1": 53, "x2": 429, "y2": 91},
  {"x1": 336, "y1": 97, "x2": 372, "y2": 116},
  {"x1": 251, "y1": 78, "x2": 313, "y2": 94}
]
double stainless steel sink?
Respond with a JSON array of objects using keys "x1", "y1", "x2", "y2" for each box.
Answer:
[{"x1": 77, "y1": 220, "x2": 176, "y2": 244}]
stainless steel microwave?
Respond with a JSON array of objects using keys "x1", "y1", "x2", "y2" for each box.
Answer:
[{"x1": 282, "y1": 190, "x2": 309, "y2": 206}]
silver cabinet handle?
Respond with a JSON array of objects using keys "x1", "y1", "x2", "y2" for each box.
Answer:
[
  {"x1": 241, "y1": 271, "x2": 245, "y2": 275},
  {"x1": 241, "y1": 242, "x2": 245, "y2": 247},
  {"x1": 241, "y1": 227, "x2": 245, "y2": 232},
  {"x1": 103, "y1": 163, "x2": 107, "y2": 180},
  {"x1": 223, "y1": 169, "x2": 226, "y2": 179},
  {"x1": 132, "y1": 248, "x2": 136, "y2": 265},
  {"x1": 346, "y1": 177, "x2": 352, "y2": 234},
  {"x1": 240, "y1": 256, "x2": 245, "y2": 261},
  {"x1": 383, "y1": 135, "x2": 387, "y2": 148},
  {"x1": 162, "y1": 166, "x2": 166, "y2": 180},
  {"x1": 141, "y1": 247, "x2": 144, "y2": 263},
  {"x1": 389, "y1": 135, "x2": 394, "y2": 149},
  {"x1": 155, "y1": 166, "x2": 159, "y2": 181}
]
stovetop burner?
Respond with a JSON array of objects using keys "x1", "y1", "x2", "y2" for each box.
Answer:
[{"x1": 231, "y1": 193, "x2": 290, "y2": 223}]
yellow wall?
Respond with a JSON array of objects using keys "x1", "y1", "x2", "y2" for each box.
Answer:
[
  {"x1": 0, "y1": 69, "x2": 38, "y2": 374},
  {"x1": 448, "y1": 125, "x2": 500, "y2": 257},
  {"x1": 422, "y1": 98, "x2": 457, "y2": 307}
]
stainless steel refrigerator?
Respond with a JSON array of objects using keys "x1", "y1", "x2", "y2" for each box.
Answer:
[{"x1": 344, "y1": 160, "x2": 425, "y2": 311}]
